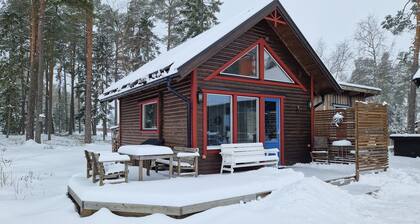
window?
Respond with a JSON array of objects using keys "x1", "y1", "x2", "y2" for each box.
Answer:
[
  {"x1": 220, "y1": 46, "x2": 259, "y2": 78},
  {"x1": 141, "y1": 100, "x2": 158, "y2": 131},
  {"x1": 263, "y1": 49, "x2": 294, "y2": 83},
  {"x1": 207, "y1": 94, "x2": 232, "y2": 147},
  {"x1": 237, "y1": 96, "x2": 259, "y2": 143}
]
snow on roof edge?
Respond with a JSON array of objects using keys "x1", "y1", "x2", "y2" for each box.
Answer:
[
  {"x1": 99, "y1": 0, "x2": 274, "y2": 101},
  {"x1": 338, "y1": 82, "x2": 382, "y2": 93},
  {"x1": 414, "y1": 69, "x2": 420, "y2": 80}
]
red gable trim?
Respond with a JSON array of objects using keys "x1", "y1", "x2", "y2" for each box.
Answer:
[{"x1": 205, "y1": 38, "x2": 307, "y2": 92}]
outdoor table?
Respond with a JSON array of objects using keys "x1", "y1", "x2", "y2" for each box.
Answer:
[{"x1": 118, "y1": 145, "x2": 174, "y2": 181}]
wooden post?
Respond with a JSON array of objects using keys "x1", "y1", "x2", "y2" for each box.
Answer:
[{"x1": 355, "y1": 102, "x2": 360, "y2": 181}]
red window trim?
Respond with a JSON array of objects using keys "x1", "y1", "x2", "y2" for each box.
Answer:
[
  {"x1": 204, "y1": 38, "x2": 307, "y2": 92},
  {"x1": 139, "y1": 98, "x2": 159, "y2": 134},
  {"x1": 202, "y1": 89, "x2": 285, "y2": 165}
]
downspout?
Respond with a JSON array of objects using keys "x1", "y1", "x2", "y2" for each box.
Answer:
[{"x1": 166, "y1": 77, "x2": 192, "y2": 147}]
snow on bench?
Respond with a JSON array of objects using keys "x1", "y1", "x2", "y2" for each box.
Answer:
[{"x1": 220, "y1": 143, "x2": 279, "y2": 173}]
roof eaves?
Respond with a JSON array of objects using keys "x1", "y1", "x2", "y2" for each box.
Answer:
[{"x1": 275, "y1": 1, "x2": 342, "y2": 94}]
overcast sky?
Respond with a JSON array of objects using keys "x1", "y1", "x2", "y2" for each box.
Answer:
[{"x1": 104, "y1": 0, "x2": 413, "y2": 56}]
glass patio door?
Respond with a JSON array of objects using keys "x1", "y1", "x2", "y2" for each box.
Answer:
[{"x1": 264, "y1": 98, "x2": 281, "y2": 158}]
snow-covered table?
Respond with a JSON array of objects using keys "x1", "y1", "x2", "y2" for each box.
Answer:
[{"x1": 118, "y1": 145, "x2": 174, "y2": 181}]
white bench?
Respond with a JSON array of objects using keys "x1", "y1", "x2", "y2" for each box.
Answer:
[{"x1": 220, "y1": 143, "x2": 279, "y2": 173}]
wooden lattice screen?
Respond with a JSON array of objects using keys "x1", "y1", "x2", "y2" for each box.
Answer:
[
  {"x1": 354, "y1": 102, "x2": 388, "y2": 180},
  {"x1": 314, "y1": 102, "x2": 389, "y2": 181}
]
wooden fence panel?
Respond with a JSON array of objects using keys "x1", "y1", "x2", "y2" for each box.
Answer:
[{"x1": 355, "y1": 102, "x2": 389, "y2": 179}]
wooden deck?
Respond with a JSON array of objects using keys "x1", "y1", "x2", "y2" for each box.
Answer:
[{"x1": 68, "y1": 185, "x2": 271, "y2": 217}]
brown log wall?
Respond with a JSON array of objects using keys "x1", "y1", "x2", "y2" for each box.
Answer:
[
  {"x1": 119, "y1": 79, "x2": 191, "y2": 147},
  {"x1": 196, "y1": 20, "x2": 312, "y2": 173}
]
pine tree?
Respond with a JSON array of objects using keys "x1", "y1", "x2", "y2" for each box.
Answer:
[
  {"x1": 177, "y1": 0, "x2": 221, "y2": 41},
  {"x1": 383, "y1": 0, "x2": 420, "y2": 133},
  {"x1": 156, "y1": 0, "x2": 184, "y2": 50},
  {"x1": 124, "y1": 0, "x2": 160, "y2": 71},
  {"x1": 0, "y1": 0, "x2": 31, "y2": 136}
]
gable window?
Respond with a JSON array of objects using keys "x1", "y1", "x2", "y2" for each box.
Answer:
[
  {"x1": 140, "y1": 99, "x2": 158, "y2": 132},
  {"x1": 206, "y1": 38, "x2": 306, "y2": 91},
  {"x1": 220, "y1": 46, "x2": 259, "y2": 78},
  {"x1": 264, "y1": 49, "x2": 294, "y2": 83}
]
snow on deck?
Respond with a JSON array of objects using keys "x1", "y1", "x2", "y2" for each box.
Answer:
[
  {"x1": 68, "y1": 168, "x2": 303, "y2": 207},
  {"x1": 99, "y1": 0, "x2": 273, "y2": 101},
  {"x1": 290, "y1": 163, "x2": 355, "y2": 181}
]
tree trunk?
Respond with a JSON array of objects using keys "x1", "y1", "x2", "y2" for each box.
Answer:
[
  {"x1": 64, "y1": 64, "x2": 68, "y2": 132},
  {"x1": 69, "y1": 44, "x2": 76, "y2": 135},
  {"x1": 44, "y1": 64, "x2": 48, "y2": 134},
  {"x1": 34, "y1": 0, "x2": 46, "y2": 144},
  {"x1": 25, "y1": 0, "x2": 39, "y2": 140},
  {"x1": 84, "y1": 2, "x2": 93, "y2": 143},
  {"x1": 57, "y1": 64, "x2": 62, "y2": 133},
  {"x1": 407, "y1": 0, "x2": 420, "y2": 133},
  {"x1": 114, "y1": 33, "x2": 119, "y2": 125},
  {"x1": 48, "y1": 56, "x2": 54, "y2": 140}
]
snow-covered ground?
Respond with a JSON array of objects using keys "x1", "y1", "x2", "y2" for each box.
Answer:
[{"x1": 0, "y1": 135, "x2": 419, "y2": 224}]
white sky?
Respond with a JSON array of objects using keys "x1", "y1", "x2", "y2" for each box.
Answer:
[{"x1": 104, "y1": 0, "x2": 413, "y2": 56}]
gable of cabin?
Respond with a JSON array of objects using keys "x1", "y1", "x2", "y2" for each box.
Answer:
[{"x1": 195, "y1": 18, "x2": 314, "y2": 173}]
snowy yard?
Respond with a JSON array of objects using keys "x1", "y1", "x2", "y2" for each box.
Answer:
[{"x1": 1, "y1": 135, "x2": 420, "y2": 224}]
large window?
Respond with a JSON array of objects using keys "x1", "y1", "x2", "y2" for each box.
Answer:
[
  {"x1": 141, "y1": 100, "x2": 158, "y2": 131},
  {"x1": 220, "y1": 46, "x2": 259, "y2": 78},
  {"x1": 207, "y1": 94, "x2": 232, "y2": 147},
  {"x1": 237, "y1": 96, "x2": 259, "y2": 143},
  {"x1": 263, "y1": 49, "x2": 294, "y2": 83}
]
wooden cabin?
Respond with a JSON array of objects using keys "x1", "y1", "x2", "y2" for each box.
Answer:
[
  {"x1": 315, "y1": 82, "x2": 381, "y2": 110},
  {"x1": 99, "y1": 0, "x2": 343, "y2": 174}
]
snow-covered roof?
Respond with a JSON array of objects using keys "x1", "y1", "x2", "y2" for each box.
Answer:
[
  {"x1": 414, "y1": 69, "x2": 420, "y2": 81},
  {"x1": 390, "y1": 134, "x2": 420, "y2": 138},
  {"x1": 338, "y1": 82, "x2": 381, "y2": 95},
  {"x1": 414, "y1": 69, "x2": 420, "y2": 87},
  {"x1": 99, "y1": 0, "x2": 274, "y2": 101}
]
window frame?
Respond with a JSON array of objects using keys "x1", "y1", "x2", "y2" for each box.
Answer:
[
  {"x1": 205, "y1": 38, "x2": 307, "y2": 92},
  {"x1": 263, "y1": 49, "x2": 294, "y2": 84},
  {"x1": 139, "y1": 98, "x2": 159, "y2": 133},
  {"x1": 220, "y1": 45, "x2": 260, "y2": 79},
  {"x1": 236, "y1": 96, "x2": 259, "y2": 144},
  {"x1": 206, "y1": 93, "x2": 233, "y2": 149}
]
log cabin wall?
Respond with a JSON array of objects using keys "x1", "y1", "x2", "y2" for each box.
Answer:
[
  {"x1": 119, "y1": 79, "x2": 191, "y2": 147},
  {"x1": 196, "y1": 20, "x2": 312, "y2": 173},
  {"x1": 315, "y1": 94, "x2": 366, "y2": 111}
]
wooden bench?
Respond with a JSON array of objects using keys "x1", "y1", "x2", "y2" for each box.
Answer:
[
  {"x1": 220, "y1": 143, "x2": 279, "y2": 174},
  {"x1": 90, "y1": 152, "x2": 130, "y2": 186},
  {"x1": 156, "y1": 147, "x2": 199, "y2": 177}
]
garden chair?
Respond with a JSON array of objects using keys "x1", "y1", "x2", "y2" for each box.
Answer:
[{"x1": 90, "y1": 152, "x2": 130, "y2": 186}]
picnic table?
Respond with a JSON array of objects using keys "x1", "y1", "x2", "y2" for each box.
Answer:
[{"x1": 118, "y1": 145, "x2": 174, "y2": 181}]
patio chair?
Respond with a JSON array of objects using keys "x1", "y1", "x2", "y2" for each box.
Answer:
[
  {"x1": 84, "y1": 150, "x2": 94, "y2": 178},
  {"x1": 310, "y1": 136, "x2": 329, "y2": 163},
  {"x1": 90, "y1": 152, "x2": 129, "y2": 186},
  {"x1": 156, "y1": 147, "x2": 199, "y2": 177}
]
